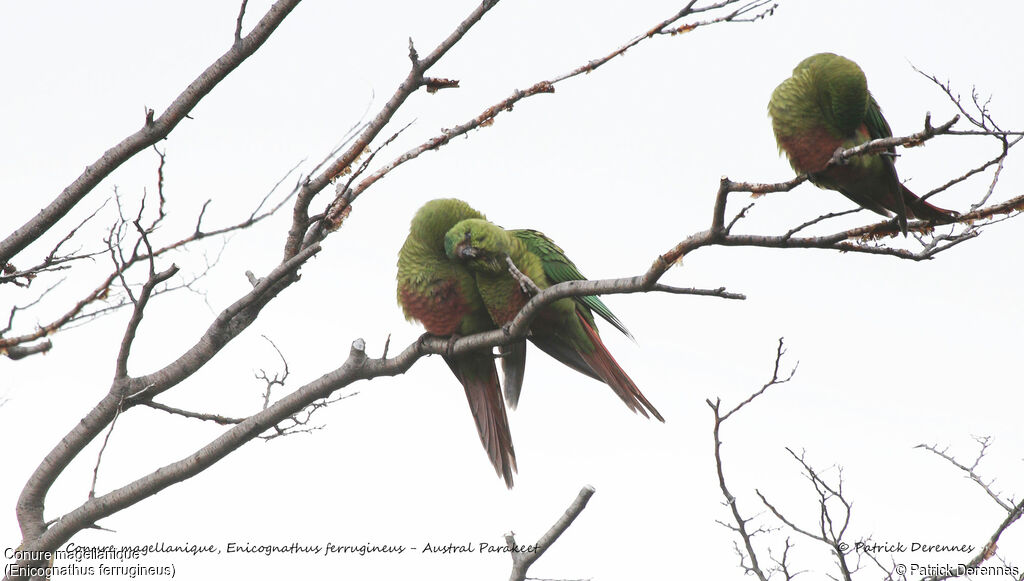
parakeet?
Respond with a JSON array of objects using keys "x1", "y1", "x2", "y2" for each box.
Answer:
[
  {"x1": 397, "y1": 198, "x2": 516, "y2": 488},
  {"x1": 768, "y1": 52, "x2": 956, "y2": 232},
  {"x1": 444, "y1": 218, "x2": 663, "y2": 422}
]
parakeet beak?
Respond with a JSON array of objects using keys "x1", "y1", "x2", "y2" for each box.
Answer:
[{"x1": 458, "y1": 245, "x2": 480, "y2": 259}]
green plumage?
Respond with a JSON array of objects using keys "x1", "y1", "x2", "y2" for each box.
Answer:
[
  {"x1": 396, "y1": 199, "x2": 516, "y2": 488},
  {"x1": 397, "y1": 199, "x2": 489, "y2": 336},
  {"x1": 768, "y1": 52, "x2": 955, "y2": 231},
  {"x1": 444, "y1": 218, "x2": 662, "y2": 421},
  {"x1": 516, "y1": 229, "x2": 632, "y2": 340}
]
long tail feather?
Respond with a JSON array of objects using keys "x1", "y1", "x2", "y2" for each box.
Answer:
[
  {"x1": 575, "y1": 313, "x2": 665, "y2": 422},
  {"x1": 902, "y1": 184, "x2": 958, "y2": 223},
  {"x1": 444, "y1": 354, "x2": 517, "y2": 488},
  {"x1": 528, "y1": 335, "x2": 604, "y2": 383},
  {"x1": 500, "y1": 341, "x2": 527, "y2": 409}
]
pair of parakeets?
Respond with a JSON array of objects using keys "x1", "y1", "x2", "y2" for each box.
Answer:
[
  {"x1": 396, "y1": 53, "x2": 957, "y2": 488},
  {"x1": 397, "y1": 198, "x2": 662, "y2": 487}
]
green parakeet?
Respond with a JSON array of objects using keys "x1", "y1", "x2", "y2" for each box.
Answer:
[
  {"x1": 397, "y1": 198, "x2": 516, "y2": 488},
  {"x1": 768, "y1": 52, "x2": 956, "y2": 232},
  {"x1": 444, "y1": 218, "x2": 663, "y2": 422}
]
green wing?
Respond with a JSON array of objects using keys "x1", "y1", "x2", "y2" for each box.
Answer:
[
  {"x1": 511, "y1": 229, "x2": 633, "y2": 340},
  {"x1": 863, "y1": 94, "x2": 910, "y2": 229},
  {"x1": 863, "y1": 95, "x2": 893, "y2": 140}
]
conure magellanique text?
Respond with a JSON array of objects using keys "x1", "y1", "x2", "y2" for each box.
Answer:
[
  {"x1": 768, "y1": 52, "x2": 956, "y2": 232},
  {"x1": 397, "y1": 199, "x2": 516, "y2": 488},
  {"x1": 444, "y1": 218, "x2": 664, "y2": 421}
]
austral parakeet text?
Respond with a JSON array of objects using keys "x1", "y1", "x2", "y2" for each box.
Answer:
[
  {"x1": 444, "y1": 218, "x2": 663, "y2": 422},
  {"x1": 768, "y1": 52, "x2": 956, "y2": 232},
  {"x1": 396, "y1": 199, "x2": 516, "y2": 488}
]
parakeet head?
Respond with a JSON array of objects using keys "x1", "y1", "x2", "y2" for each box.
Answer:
[
  {"x1": 408, "y1": 198, "x2": 486, "y2": 246},
  {"x1": 444, "y1": 218, "x2": 513, "y2": 274},
  {"x1": 795, "y1": 52, "x2": 869, "y2": 135}
]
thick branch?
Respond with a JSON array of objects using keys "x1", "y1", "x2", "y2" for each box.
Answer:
[
  {"x1": 15, "y1": 244, "x2": 319, "y2": 542},
  {"x1": 126, "y1": 243, "x2": 321, "y2": 402},
  {"x1": 3, "y1": 341, "x2": 52, "y2": 360},
  {"x1": 11, "y1": 263, "x2": 726, "y2": 560}
]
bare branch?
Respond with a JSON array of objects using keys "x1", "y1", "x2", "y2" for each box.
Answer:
[
  {"x1": 333, "y1": 0, "x2": 774, "y2": 225},
  {"x1": 14, "y1": 243, "x2": 320, "y2": 542},
  {"x1": 782, "y1": 209, "x2": 863, "y2": 240},
  {"x1": 706, "y1": 339, "x2": 796, "y2": 581},
  {"x1": 8, "y1": 7, "x2": 1022, "y2": 580},
  {"x1": 832, "y1": 114, "x2": 959, "y2": 165},
  {"x1": 916, "y1": 437, "x2": 1011, "y2": 511},
  {"x1": 342, "y1": 80, "x2": 557, "y2": 205},
  {"x1": 140, "y1": 401, "x2": 244, "y2": 426},
  {"x1": 125, "y1": 242, "x2": 322, "y2": 402},
  {"x1": 234, "y1": 0, "x2": 249, "y2": 42},
  {"x1": 928, "y1": 498, "x2": 1024, "y2": 581},
  {"x1": 259, "y1": 390, "x2": 358, "y2": 440},
  {"x1": 114, "y1": 263, "x2": 178, "y2": 380},
  {"x1": 507, "y1": 485, "x2": 596, "y2": 581},
  {"x1": 88, "y1": 394, "x2": 125, "y2": 500},
  {"x1": 757, "y1": 490, "x2": 822, "y2": 542},
  {"x1": 719, "y1": 338, "x2": 797, "y2": 421},
  {"x1": 256, "y1": 335, "x2": 290, "y2": 410},
  {"x1": 0, "y1": 199, "x2": 110, "y2": 287},
  {"x1": 0, "y1": 0, "x2": 302, "y2": 267},
  {"x1": 913, "y1": 437, "x2": 1024, "y2": 579},
  {"x1": 2, "y1": 280, "x2": 62, "y2": 335},
  {"x1": 754, "y1": 450, "x2": 856, "y2": 581},
  {"x1": 283, "y1": 0, "x2": 503, "y2": 260},
  {"x1": 14, "y1": 111, "x2": 1019, "y2": 555},
  {"x1": 4, "y1": 341, "x2": 52, "y2": 360},
  {"x1": 707, "y1": 403, "x2": 768, "y2": 581},
  {"x1": 0, "y1": 162, "x2": 298, "y2": 359}
]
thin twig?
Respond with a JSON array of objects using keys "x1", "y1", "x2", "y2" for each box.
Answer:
[
  {"x1": 141, "y1": 401, "x2": 244, "y2": 425},
  {"x1": 89, "y1": 394, "x2": 126, "y2": 500}
]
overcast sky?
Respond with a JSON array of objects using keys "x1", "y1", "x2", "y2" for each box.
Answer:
[{"x1": 2, "y1": 1, "x2": 1022, "y2": 579}]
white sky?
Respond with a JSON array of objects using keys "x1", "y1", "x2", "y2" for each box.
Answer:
[{"x1": 2, "y1": 1, "x2": 1022, "y2": 579}]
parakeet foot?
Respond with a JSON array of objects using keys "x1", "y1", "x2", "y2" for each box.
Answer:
[
  {"x1": 445, "y1": 334, "x2": 462, "y2": 358},
  {"x1": 830, "y1": 145, "x2": 849, "y2": 166},
  {"x1": 415, "y1": 332, "x2": 433, "y2": 352},
  {"x1": 505, "y1": 256, "x2": 540, "y2": 295}
]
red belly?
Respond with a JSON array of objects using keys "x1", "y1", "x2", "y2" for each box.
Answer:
[
  {"x1": 399, "y1": 280, "x2": 471, "y2": 335},
  {"x1": 779, "y1": 125, "x2": 844, "y2": 173}
]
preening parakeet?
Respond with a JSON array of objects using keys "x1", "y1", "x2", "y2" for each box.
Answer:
[
  {"x1": 397, "y1": 199, "x2": 516, "y2": 488},
  {"x1": 768, "y1": 52, "x2": 956, "y2": 232},
  {"x1": 444, "y1": 218, "x2": 664, "y2": 422}
]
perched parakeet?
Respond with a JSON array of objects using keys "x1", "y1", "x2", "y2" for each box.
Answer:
[
  {"x1": 444, "y1": 218, "x2": 664, "y2": 422},
  {"x1": 768, "y1": 52, "x2": 956, "y2": 232},
  {"x1": 397, "y1": 198, "x2": 516, "y2": 488}
]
